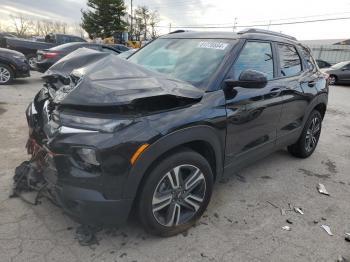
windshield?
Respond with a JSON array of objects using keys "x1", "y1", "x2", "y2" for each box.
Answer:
[
  {"x1": 331, "y1": 61, "x2": 350, "y2": 70},
  {"x1": 128, "y1": 38, "x2": 236, "y2": 89}
]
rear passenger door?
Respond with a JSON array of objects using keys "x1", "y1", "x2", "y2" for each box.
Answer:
[
  {"x1": 224, "y1": 41, "x2": 283, "y2": 168},
  {"x1": 275, "y1": 43, "x2": 312, "y2": 145}
]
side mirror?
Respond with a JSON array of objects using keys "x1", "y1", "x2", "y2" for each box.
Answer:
[{"x1": 225, "y1": 69, "x2": 268, "y2": 89}]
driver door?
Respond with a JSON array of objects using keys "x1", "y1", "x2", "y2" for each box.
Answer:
[{"x1": 224, "y1": 41, "x2": 283, "y2": 170}]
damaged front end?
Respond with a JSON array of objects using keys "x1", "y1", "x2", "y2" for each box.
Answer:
[{"x1": 12, "y1": 47, "x2": 204, "y2": 227}]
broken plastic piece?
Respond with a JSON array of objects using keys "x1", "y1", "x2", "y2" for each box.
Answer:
[
  {"x1": 337, "y1": 255, "x2": 348, "y2": 262},
  {"x1": 317, "y1": 183, "x2": 330, "y2": 196},
  {"x1": 294, "y1": 207, "x2": 304, "y2": 215},
  {"x1": 266, "y1": 201, "x2": 279, "y2": 209},
  {"x1": 280, "y1": 208, "x2": 286, "y2": 216},
  {"x1": 345, "y1": 233, "x2": 350, "y2": 242},
  {"x1": 282, "y1": 225, "x2": 291, "y2": 231},
  {"x1": 75, "y1": 225, "x2": 99, "y2": 246},
  {"x1": 321, "y1": 225, "x2": 333, "y2": 236}
]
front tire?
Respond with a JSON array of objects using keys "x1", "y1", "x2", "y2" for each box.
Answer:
[
  {"x1": 0, "y1": 64, "x2": 14, "y2": 85},
  {"x1": 288, "y1": 110, "x2": 322, "y2": 158},
  {"x1": 138, "y1": 148, "x2": 214, "y2": 237}
]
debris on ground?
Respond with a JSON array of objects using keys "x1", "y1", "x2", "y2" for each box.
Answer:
[
  {"x1": 345, "y1": 233, "x2": 350, "y2": 242},
  {"x1": 294, "y1": 207, "x2": 304, "y2": 215},
  {"x1": 317, "y1": 183, "x2": 330, "y2": 196},
  {"x1": 280, "y1": 208, "x2": 286, "y2": 216},
  {"x1": 75, "y1": 225, "x2": 99, "y2": 246},
  {"x1": 266, "y1": 201, "x2": 279, "y2": 209},
  {"x1": 321, "y1": 225, "x2": 333, "y2": 236},
  {"x1": 286, "y1": 219, "x2": 293, "y2": 224},
  {"x1": 235, "y1": 174, "x2": 246, "y2": 183},
  {"x1": 322, "y1": 217, "x2": 327, "y2": 221},
  {"x1": 314, "y1": 220, "x2": 319, "y2": 224},
  {"x1": 282, "y1": 226, "x2": 291, "y2": 231},
  {"x1": 337, "y1": 255, "x2": 349, "y2": 262}
]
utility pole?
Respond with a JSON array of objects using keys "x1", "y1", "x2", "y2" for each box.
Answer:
[
  {"x1": 267, "y1": 20, "x2": 271, "y2": 30},
  {"x1": 130, "y1": 0, "x2": 133, "y2": 39},
  {"x1": 233, "y1": 17, "x2": 237, "y2": 32}
]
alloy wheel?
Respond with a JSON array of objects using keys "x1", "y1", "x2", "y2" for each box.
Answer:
[
  {"x1": 28, "y1": 57, "x2": 36, "y2": 69},
  {"x1": 305, "y1": 116, "x2": 321, "y2": 152},
  {"x1": 152, "y1": 164, "x2": 206, "y2": 227},
  {"x1": 0, "y1": 66, "x2": 11, "y2": 84}
]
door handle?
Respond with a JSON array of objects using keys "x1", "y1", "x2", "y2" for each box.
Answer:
[
  {"x1": 308, "y1": 81, "x2": 316, "y2": 87},
  {"x1": 270, "y1": 87, "x2": 282, "y2": 97}
]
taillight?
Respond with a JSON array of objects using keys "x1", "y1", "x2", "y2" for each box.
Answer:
[{"x1": 43, "y1": 52, "x2": 59, "y2": 59}]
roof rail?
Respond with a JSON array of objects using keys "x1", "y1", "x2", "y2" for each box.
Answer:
[
  {"x1": 169, "y1": 30, "x2": 187, "y2": 34},
  {"x1": 237, "y1": 28, "x2": 297, "y2": 41}
]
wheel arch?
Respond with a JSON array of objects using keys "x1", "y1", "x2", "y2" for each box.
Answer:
[
  {"x1": 123, "y1": 125, "x2": 225, "y2": 200},
  {"x1": 313, "y1": 102, "x2": 327, "y2": 119}
]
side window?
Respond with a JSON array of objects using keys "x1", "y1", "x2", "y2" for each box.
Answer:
[
  {"x1": 232, "y1": 41, "x2": 274, "y2": 80},
  {"x1": 301, "y1": 47, "x2": 316, "y2": 71},
  {"x1": 277, "y1": 44, "x2": 302, "y2": 76},
  {"x1": 342, "y1": 63, "x2": 350, "y2": 70}
]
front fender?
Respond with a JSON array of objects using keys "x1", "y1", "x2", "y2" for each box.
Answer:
[{"x1": 122, "y1": 125, "x2": 224, "y2": 199}]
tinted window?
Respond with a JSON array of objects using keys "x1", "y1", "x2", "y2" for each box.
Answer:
[
  {"x1": 301, "y1": 47, "x2": 316, "y2": 71},
  {"x1": 232, "y1": 41, "x2": 274, "y2": 80},
  {"x1": 277, "y1": 44, "x2": 302, "y2": 76}
]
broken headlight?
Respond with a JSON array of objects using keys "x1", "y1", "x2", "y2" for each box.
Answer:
[{"x1": 59, "y1": 113, "x2": 133, "y2": 133}]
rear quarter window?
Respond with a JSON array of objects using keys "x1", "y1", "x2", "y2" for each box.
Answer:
[
  {"x1": 277, "y1": 44, "x2": 302, "y2": 77},
  {"x1": 301, "y1": 47, "x2": 317, "y2": 71}
]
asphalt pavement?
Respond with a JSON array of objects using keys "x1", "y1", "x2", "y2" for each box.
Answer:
[{"x1": 0, "y1": 71, "x2": 349, "y2": 262}]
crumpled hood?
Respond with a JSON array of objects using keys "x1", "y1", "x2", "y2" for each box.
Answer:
[{"x1": 43, "y1": 48, "x2": 204, "y2": 107}]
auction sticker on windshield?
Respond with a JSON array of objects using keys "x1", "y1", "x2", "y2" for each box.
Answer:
[{"x1": 197, "y1": 41, "x2": 229, "y2": 50}]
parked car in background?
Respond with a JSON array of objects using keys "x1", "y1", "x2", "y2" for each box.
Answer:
[
  {"x1": 108, "y1": 44, "x2": 130, "y2": 52},
  {"x1": 316, "y1": 59, "x2": 332, "y2": 69},
  {"x1": 0, "y1": 32, "x2": 17, "y2": 38},
  {"x1": 0, "y1": 47, "x2": 30, "y2": 85},
  {"x1": 0, "y1": 33, "x2": 86, "y2": 69},
  {"x1": 323, "y1": 61, "x2": 350, "y2": 85},
  {"x1": 35, "y1": 42, "x2": 121, "y2": 72},
  {"x1": 118, "y1": 48, "x2": 136, "y2": 59},
  {"x1": 19, "y1": 29, "x2": 328, "y2": 237}
]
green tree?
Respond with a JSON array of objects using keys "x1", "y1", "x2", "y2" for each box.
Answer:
[
  {"x1": 81, "y1": 0, "x2": 127, "y2": 39},
  {"x1": 135, "y1": 6, "x2": 150, "y2": 40}
]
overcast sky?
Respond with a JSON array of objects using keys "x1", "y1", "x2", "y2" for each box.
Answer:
[{"x1": 1, "y1": 0, "x2": 350, "y2": 40}]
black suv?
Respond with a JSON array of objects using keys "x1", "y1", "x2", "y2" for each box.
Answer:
[{"x1": 19, "y1": 29, "x2": 328, "y2": 237}]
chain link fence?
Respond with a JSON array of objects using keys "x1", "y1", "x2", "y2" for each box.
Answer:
[{"x1": 308, "y1": 44, "x2": 350, "y2": 64}]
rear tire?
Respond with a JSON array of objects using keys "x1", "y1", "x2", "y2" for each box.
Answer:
[
  {"x1": 138, "y1": 148, "x2": 214, "y2": 237},
  {"x1": 0, "y1": 63, "x2": 14, "y2": 85},
  {"x1": 288, "y1": 110, "x2": 322, "y2": 158}
]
